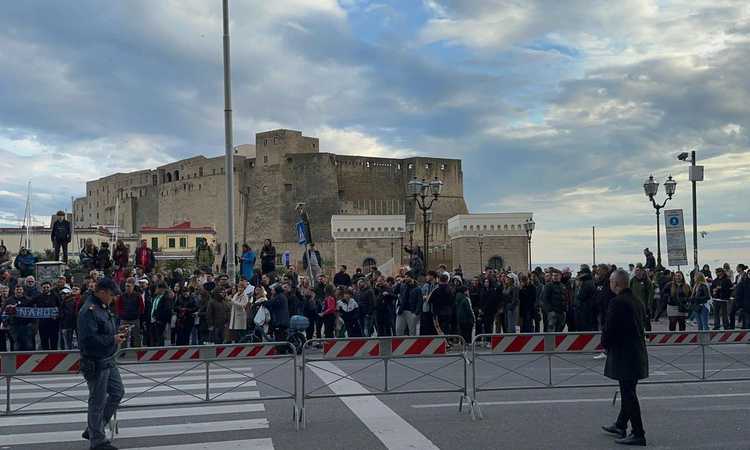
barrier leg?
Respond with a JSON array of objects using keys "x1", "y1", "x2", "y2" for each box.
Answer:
[
  {"x1": 300, "y1": 353, "x2": 307, "y2": 430},
  {"x1": 547, "y1": 353, "x2": 553, "y2": 386},
  {"x1": 470, "y1": 343, "x2": 483, "y2": 420},
  {"x1": 5, "y1": 376, "x2": 10, "y2": 414},
  {"x1": 205, "y1": 361, "x2": 210, "y2": 401}
]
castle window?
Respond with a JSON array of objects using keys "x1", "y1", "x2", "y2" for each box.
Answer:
[
  {"x1": 168, "y1": 238, "x2": 176, "y2": 248},
  {"x1": 312, "y1": 142, "x2": 316, "y2": 148},
  {"x1": 166, "y1": 173, "x2": 172, "y2": 183},
  {"x1": 407, "y1": 163, "x2": 413, "y2": 170},
  {"x1": 199, "y1": 167, "x2": 203, "y2": 176},
  {"x1": 366, "y1": 161, "x2": 371, "y2": 168},
  {"x1": 264, "y1": 139, "x2": 268, "y2": 146},
  {"x1": 440, "y1": 164, "x2": 446, "y2": 170},
  {"x1": 273, "y1": 137, "x2": 278, "y2": 144},
  {"x1": 220, "y1": 167, "x2": 224, "y2": 174},
  {"x1": 263, "y1": 155, "x2": 268, "y2": 164},
  {"x1": 174, "y1": 170, "x2": 180, "y2": 181}
]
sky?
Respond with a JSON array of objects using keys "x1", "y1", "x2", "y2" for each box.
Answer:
[{"x1": 0, "y1": 0, "x2": 748, "y2": 267}]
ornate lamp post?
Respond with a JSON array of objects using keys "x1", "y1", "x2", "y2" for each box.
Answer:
[
  {"x1": 523, "y1": 218, "x2": 535, "y2": 272},
  {"x1": 643, "y1": 174, "x2": 677, "y2": 269},
  {"x1": 478, "y1": 233, "x2": 484, "y2": 274},
  {"x1": 408, "y1": 177, "x2": 442, "y2": 271}
]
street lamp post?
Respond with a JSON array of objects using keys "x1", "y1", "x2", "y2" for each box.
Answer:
[
  {"x1": 643, "y1": 174, "x2": 677, "y2": 269},
  {"x1": 523, "y1": 218, "x2": 535, "y2": 272},
  {"x1": 408, "y1": 177, "x2": 442, "y2": 271},
  {"x1": 678, "y1": 151, "x2": 703, "y2": 271}
]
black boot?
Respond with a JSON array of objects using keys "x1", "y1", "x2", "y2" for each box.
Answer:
[
  {"x1": 602, "y1": 424, "x2": 627, "y2": 439},
  {"x1": 615, "y1": 434, "x2": 647, "y2": 446}
]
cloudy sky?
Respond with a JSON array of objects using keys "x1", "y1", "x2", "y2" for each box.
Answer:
[{"x1": 1, "y1": 0, "x2": 748, "y2": 266}]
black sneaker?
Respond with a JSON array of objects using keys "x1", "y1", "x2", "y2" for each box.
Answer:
[
  {"x1": 91, "y1": 442, "x2": 118, "y2": 450},
  {"x1": 82, "y1": 429, "x2": 89, "y2": 440},
  {"x1": 615, "y1": 434, "x2": 647, "y2": 446},
  {"x1": 602, "y1": 424, "x2": 627, "y2": 439}
]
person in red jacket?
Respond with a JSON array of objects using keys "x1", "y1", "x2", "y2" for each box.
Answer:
[
  {"x1": 134, "y1": 240, "x2": 156, "y2": 274},
  {"x1": 318, "y1": 284, "x2": 337, "y2": 338},
  {"x1": 116, "y1": 278, "x2": 144, "y2": 347}
]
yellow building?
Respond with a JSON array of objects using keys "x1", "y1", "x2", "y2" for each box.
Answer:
[{"x1": 140, "y1": 222, "x2": 216, "y2": 260}]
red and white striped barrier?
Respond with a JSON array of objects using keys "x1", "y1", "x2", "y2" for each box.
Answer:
[
  {"x1": 390, "y1": 337, "x2": 447, "y2": 357},
  {"x1": 214, "y1": 344, "x2": 280, "y2": 359},
  {"x1": 323, "y1": 339, "x2": 380, "y2": 359},
  {"x1": 121, "y1": 347, "x2": 202, "y2": 363},
  {"x1": 554, "y1": 334, "x2": 603, "y2": 353},
  {"x1": 646, "y1": 332, "x2": 700, "y2": 345},
  {"x1": 709, "y1": 331, "x2": 750, "y2": 344},
  {"x1": 490, "y1": 335, "x2": 545, "y2": 353},
  {"x1": 12, "y1": 352, "x2": 80, "y2": 375}
]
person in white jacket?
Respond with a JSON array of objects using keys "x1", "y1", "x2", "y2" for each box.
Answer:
[{"x1": 229, "y1": 279, "x2": 250, "y2": 342}]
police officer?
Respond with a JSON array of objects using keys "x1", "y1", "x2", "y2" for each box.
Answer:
[{"x1": 78, "y1": 278, "x2": 126, "y2": 450}]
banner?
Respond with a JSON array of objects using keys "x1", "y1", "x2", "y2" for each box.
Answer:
[
  {"x1": 296, "y1": 221, "x2": 308, "y2": 245},
  {"x1": 14, "y1": 307, "x2": 59, "y2": 319},
  {"x1": 664, "y1": 209, "x2": 689, "y2": 267}
]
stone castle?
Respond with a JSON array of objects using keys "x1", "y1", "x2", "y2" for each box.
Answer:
[{"x1": 74, "y1": 129, "x2": 532, "y2": 276}]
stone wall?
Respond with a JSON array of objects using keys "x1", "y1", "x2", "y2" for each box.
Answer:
[{"x1": 451, "y1": 235, "x2": 529, "y2": 277}]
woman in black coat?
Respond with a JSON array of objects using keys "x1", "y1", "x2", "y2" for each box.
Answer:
[{"x1": 260, "y1": 239, "x2": 276, "y2": 275}]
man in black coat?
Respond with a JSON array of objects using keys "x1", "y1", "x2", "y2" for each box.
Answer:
[
  {"x1": 601, "y1": 269, "x2": 649, "y2": 446},
  {"x1": 51, "y1": 211, "x2": 72, "y2": 263}
]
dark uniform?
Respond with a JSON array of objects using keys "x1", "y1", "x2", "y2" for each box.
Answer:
[{"x1": 78, "y1": 279, "x2": 124, "y2": 450}]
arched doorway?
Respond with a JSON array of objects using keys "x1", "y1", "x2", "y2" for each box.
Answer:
[
  {"x1": 362, "y1": 257, "x2": 378, "y2": 274},
  {"x1": 487, "y1": 255, "x2": 504, "y2": 271}
]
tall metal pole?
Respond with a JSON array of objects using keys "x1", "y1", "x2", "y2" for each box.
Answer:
[
  {"x1": 423, "y1": 208, "x2": 429, "y2": 271},
  {"x1": 655, "y1": 208, "x2": 662, "y2": 269},
  {"x1": 592, "y1": 226, "x2": 596, "y2": 266},
  {"x1": 222, "y1": 0, "x2": 236, "y2": 282},
  {"x1": 527, "y1": 235, "x2": 532, "y2": 272},
  {"x1": 691, "y1": 151, "x2": 698, "y2": 270}
]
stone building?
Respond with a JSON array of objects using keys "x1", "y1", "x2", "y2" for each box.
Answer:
[{"x1": 73, "y1": 129, "x2": 471, "y2": 271}]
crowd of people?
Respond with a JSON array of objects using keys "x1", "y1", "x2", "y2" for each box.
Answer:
[{"x1": 1, "y1": 235, "x2": 749, "y2": 353}]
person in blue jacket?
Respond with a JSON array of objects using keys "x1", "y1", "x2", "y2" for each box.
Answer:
[{"x1": 240, "y1": 244, "x2": 256, "y2": 282}]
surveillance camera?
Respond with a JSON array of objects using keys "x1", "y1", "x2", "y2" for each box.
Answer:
[{"x1": 677, "y1": 152, "x2": 689, "y2": 161}]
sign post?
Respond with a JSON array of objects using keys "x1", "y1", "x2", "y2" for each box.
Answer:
[{"x1": 664, "y1": 209, "x2": 688, "y2": 267}]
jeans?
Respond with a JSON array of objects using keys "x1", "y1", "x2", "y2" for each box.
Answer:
[
  {"x1": 360, "y1": 314, "x2": 374, "y2": 337},
  {"x1": 39, "y1": 321, "x2": 59, "y2": 350},
  {"x1": 728, "y1": 299, "x2": 739, "y2": 329},
  {"x1": 0, "y1": 329, "x2": 12, "y2": 351},
  {"x1": 86, "y1": 364, "x2": 124, "y2": 448},
  {"x1": 190, "y1": 325, "x2": 200, "y2": 345},
  {"x1": 505, "y1": 307, "x2": 517, "y2": 333},
  {"x1": 696, "y1": 307, "x2": 710, "y2": 330},
  {"x1": 121, "y1": 320, "x2": 140, "y2": 348},
  {"x1": 62, "y1": 328, "x2": 76, "y2": 350},
  {"x1": 11, "y1": 324, "x2": 34, "y2": 351},
  {"x1": 713, "y1": 301, "x2": 729, "y2": 330},
  {"x1": 616, "y1": 379, "x2": 645, "y2": 438},
  {"x1": 395, "y1": 311, "x2": 418, "y2": 336},
  {"x1": 211, "y1": 326, "x2": 225, "y2": 344},
  {"x1": 151, "y1": 321, "x2": 167, "y2": 346},
  {"x1": 546, "y1": 312, "x2": 565, "y2": 332},
  {"x1": 53, "y1": 240, "x2": 69, "y2": 263}
]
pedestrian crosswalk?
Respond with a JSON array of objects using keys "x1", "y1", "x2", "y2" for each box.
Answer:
[{"x1": 0, "y1": 362, "x2": 277, "y2": 449}]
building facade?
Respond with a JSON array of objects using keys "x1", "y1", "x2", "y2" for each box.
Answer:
[{"x1": 73, "y1": 129, "x2": 470, "y2": 270}]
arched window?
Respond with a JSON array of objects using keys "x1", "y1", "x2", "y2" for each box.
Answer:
[
  {"x1": 174, "y1": 170, "x2": 180, "y2": 181},
  {"x1": 487, "y1": 256, "x2": 504, "y2": 271},
  {"x1": 166, "y1": 172, "x2": 172, "y2": 183},
  {"x1": 362, "y1": 257, "x2": 378, "y2": 273}
]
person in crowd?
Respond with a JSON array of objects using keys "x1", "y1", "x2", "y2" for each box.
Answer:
[
  {"x1": 302, "y1": 243, "x2": 322, "y2": 281},
  {"x1": 206, "y1": 285, "x2": 229, "y2": 344},
  {"x1": 575, "y1": 265, "x2": 597, "y2": 331},
  {"x1": 543, "y1": 269, "x2": 566, "y2": 332},
  {"x1": 174, "y1": 287, "x2": 198, "y2": 345},
  {"x1": 240, "y1": 244, "x2": 256, "y2": 283},
  {"x1": 300, "y1": 278, "x2": 319, "y2": 340},
  {"x1": 337, "y1": 287, "x2": 362, "y2": 337},
  {"x1": 729, "y1": 264, "x2": 746, "y2": 329},
  {"x1": 51, "y1": 210, "x2": 72, "y2": 263},
  {"x1": 355, "y1": 278, "x2": 375, "y2": 337},
  {"x1": 195, "y1": 239, "x2": 215, "y2": 273},
  {"x1": 95, "y1": 242, "x2": 112, "y2": 275},
  {"x1": 149, "y1": 283, "x2": 172, "y2": 346},
  {"x1": 36, "y1": 280, "x2": 61, "y2": 350},
  {"x1": 134, "y1": 239, "x2": 156, "y2": 274},
  {"x1": 690, "y1": 272, "x2": 711, "y2": 331},
  {"x1": 228, "y1": 280, "x2": 249, "y2": 342},
  {"x1": 352, "y1": 268, "x2": 365, "y2": 285},
  {"x1": 0, "y1": 284, "x2": 10, "y2": 351},
  {"x1": 115, "y1": 278, "x2": 144, "y2": 348},
  {"x1": 334, "y1": 265, "x2": 352, "y2": 287},
  {"x1": 735, "y1": 268, "x2": 750, "y2": 329},
  {"x1": 519, "y1": 274, "x2": 537, "y2": 333},
  {"x1": 260, "y1": 239, "x2": 276, "y2": 275},
  {"x1": 112, "y1": 240, "x2": 129, "y2": 273},
  {"x1": 14, "y1": 247, "x2": 37, "y2": 278},
  {"x1": 664, "y1": 271, "x2": 690, "y2": 331},
  {"x1": 374, "y1": 277, "x2": 395, "y2": 336},
  {"x1": 502, "y1": 274, "x2": 519, "y2": 333},
  {"x1": 79, "y1": 239, "x2": 99, "y2": 272},
  {"x1": 455, "y1": 284, "x2": 475, "y2": 344},
  {"x1": 601, "y1": 269, "x2": 649, "y2": 446},
  {"x1": 6, "y1": 285, "x2": 36, "y2": 350},
  {"x1": 267, "y1": 285, "x2": 290, "y2": 342},
  {"x1": 629, "y1": 265, "x2": 653, "y2": 331},
  {"x1": 643, "y1": 248, "x2": 656, "y2": 271},
  {"x1": 711, "y1": 267, "x2": 732, "y2": 330},
  {"x1": 0, "y1": 243, "x2": 10, "y2": 268},
  {"x1": 395, "y1": 275, "x2": 419, "y2": 336},
  {"x1": 58, "y1": 287, "x2": 77, "y2": 349},
  {"x1": 250, "y1": 286, "x2": 271, "y2": 341},
  {"x1": 419, "y1": 271, "x2": 438, "y2": 335},
  {"x1": 319, "y1": 284, "x2": 337, "y2": 338},
  {"x1": 430, "y1": 273, "x2": 455, "y2": 335}
]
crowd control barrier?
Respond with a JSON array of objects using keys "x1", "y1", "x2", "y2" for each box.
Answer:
[
  {"x1": 300, "y1": 335, "x2": 472, "y2": 427},
  {"x1": 0, "y1": 341, "x2": 300, "y2": 428},
  {"x1": 471, "y1": 330, "x2": 750, "y2": 419}
]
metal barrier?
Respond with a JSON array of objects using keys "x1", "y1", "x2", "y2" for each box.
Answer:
[
  {"x1": 0, "y1": 341, "x2": 300, "y2": 428},
  {"x1": 300, "y1": 335, "x2": 472, "y2": 427},
  {"x1": 471, "y1": 330, "x2": 750, "y2": 419}
]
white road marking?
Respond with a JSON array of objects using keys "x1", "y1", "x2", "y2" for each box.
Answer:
[
  {"x1": 0, "y1": 403, "x2": 265, "y2": 427},
  {"x1": 0, "y1": 418, "x2": 269, "y2": 446},
  {"x1": 10, "y1": 390, "x2": 260, "y2": 411},
  {"x1": 413, "y1": 392, "x2": 750, "y2": 408},
  {"x1": 126, "y1": 438, "x2": 275, "y2": 450},
  {"x1": 6, "y1": 380, "x2": 257, "y2": 400},
  {"x1": 308, "y1": 361, "x2": 439, "y2": 450}
]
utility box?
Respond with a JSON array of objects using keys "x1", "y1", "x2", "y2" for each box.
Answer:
[{"x1": 689, "y1": 165, "x2": 704, "y2": 182}]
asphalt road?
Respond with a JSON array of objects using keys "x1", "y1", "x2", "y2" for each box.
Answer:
[{"x1": 2, "y1": 328, "x2": 749, "y2": 450}]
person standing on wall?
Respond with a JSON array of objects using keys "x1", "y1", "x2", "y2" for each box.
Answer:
[
  {"x1": 78, "y1": 278, "x2": 126, "y2": 450},
  {"x1": 601, "y1": 269, "x2": 649, "y2": 447},
  {"x1": 51, "y1": 210, "x2": 72, "y2": 264}
]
